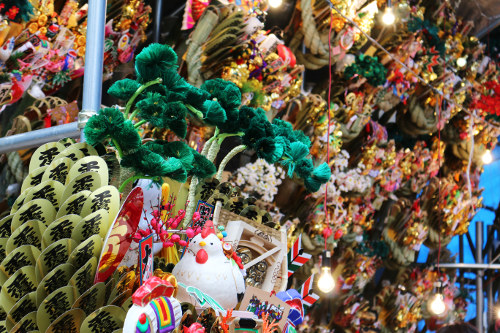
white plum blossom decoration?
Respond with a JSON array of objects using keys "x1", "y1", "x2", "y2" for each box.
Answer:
[{"x1": 232, "y1": 158, "x2": 285, "y2": 203}]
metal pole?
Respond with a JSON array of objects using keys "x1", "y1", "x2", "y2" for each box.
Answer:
[
  {"x1": 477, "y1": 221, "x2": 484, "y2": 332},
  {"x1": 459, "y1": 234, "x2": 464, "y2": 288},
  {"x1": 0, "y1": 123, "x2": 80, "y2": 154},
  {"x1": 488, "y1": 225, "x2": 494, "y2": 329},
  {"x1": 438, "y1": 263, "x2": 500, "y2": 270},
  {"x1": 153, "y1": 0, "x2": 164, "y2": 43},
  {"x1": 79, "y1": 0, "x2": 107, "y2": 141}
]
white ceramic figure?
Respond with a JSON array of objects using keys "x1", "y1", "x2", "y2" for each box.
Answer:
[{"x1": 172, "y1": 221, "x2": 245, "y2": 309}]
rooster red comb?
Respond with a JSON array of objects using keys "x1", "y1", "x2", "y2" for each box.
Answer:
[{"x1": 201, "y1": 220, "x2": 216, "y2": 239}]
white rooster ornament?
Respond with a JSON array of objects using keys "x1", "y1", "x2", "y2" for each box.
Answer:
[{"x1": 172, "y1": 221, "x2": 245, "y2": 309}]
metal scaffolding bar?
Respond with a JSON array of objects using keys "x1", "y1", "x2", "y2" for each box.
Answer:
[
  {"x1": 79, "y1": 0, "x2": 107, "y2": 141},
  {"x1": 153, "y1": 0, "x2": 164, "y2": 43},
  {"x1": 488, "y1": 225, "x2": 494, "y2": 328},
  {"x1": 438, "y1": 263, "x2": 500, "y2": 269},
  {"x1": 0, "y1": 123, "x2": 80, "y2": 154},
  {"x1": 0, "y1": 0, "x2": 107, "y2": 152},
  {"x1": 476, "y1": 221, "x2": 484, "y2": 332}
]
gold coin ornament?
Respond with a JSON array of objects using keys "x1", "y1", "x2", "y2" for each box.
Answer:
[
  {"x1": 23, "y1": 180, "x2": 65, "y2": 211},
  {"x1": 6, "y1": 291, "x2": 36, "y2": 331},
  {"x1": 11, "y1": 199, "x2": 56, "y2": 231},
  {"x1": 0, "y1": 139, "x2": 147, "y2": 331},
  {"x1": 71, "y1": 142, "x2": 98, "y2": 157},
  {"x1": 68, "y1": 235, "x2": 103, "y2": 269},
  {"x1": 0, "y1": 266, "x2": 38, "y2": 313},
  {"x1": 10, "y1": 311, "x2": 38, "y2": 333},
  {"x1": 29, "y1": 143, "x2": 66, "y2": 172},
  {"x1": 69, "y1": 257, "x2": 98, "y2": 295},
  {"x1": 42, "y1": 157, "x2": 73, "y2": 184},
  {"x1": 6, "y1": 221, "x2": 46, "y2": 254},
  {"x1": 46, "y1": 308, "x2": 86, "y2": 333},
  {"x1": 80, "y1": 305, "x2": 126, "y2": 333},
  {"x1": 36, "y1": 263, "x2": 76, "y2": 307},
  {"x1": 42, "y1": 215, "x2": 82, "y2": 249},
  {"x1": 62, "y1": 172, "x2": 102, "y2": 200},
  {"x1": 36, "y1": 286, "x2": 78, "y2": 333},
  {"x1": 80, "y1": 186, "x2": 120, "y2": 227},
  {"x1": 68, "y1": 156, "x2": 109, "y2": 186},
  {"x1": 55, "y1": 145, "x2": 85, "y2": 164},
  {"x1": 20, "y1": 166, "x2": 48, "y2": 195},
  {"x1": 56, "y1": 191, "x2": 92, "y2": 219},
  {"x1": 71, "y1": 209, "x2": 109, "y2": 244},
  {"x1": 35, "y1": 238, "x2": 77, "y2": 283},
  {"x1": 72, "y1": 282, "x2": 106, "y2": 316},
  {"x1": 0, "y1": 246, "x2": 40, "y2": 285}
]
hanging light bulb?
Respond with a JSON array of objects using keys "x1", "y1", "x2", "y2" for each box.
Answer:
[
  {"x1": 428, "y1": 293, "x2": 446, "y2": 316},
  {"x1": 496, "y1": 307, "x2": 500, "y2": 320},
  {"x1": 456, "y1": 57, "x2": 467, "y2": 67},
  {"x1": 318, "y1": 251, "x2": 335, "y2": 293},
  {"x1": 482, "y1": 149, "x2": 493, "y2": 164},
  {"x1": 268, "y1": 0, "x2": 283, "y2": 8},
  {"x1": 382, "y1": 0, "x2": 395, "y2": 25}
]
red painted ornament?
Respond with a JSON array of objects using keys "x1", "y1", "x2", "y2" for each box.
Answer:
[
  {"x1": 277, "y1": 44, "x2": 296, "y2": 67},
  {"x1": 334, "y1": 229, "x2": 343, "y2": 240}
]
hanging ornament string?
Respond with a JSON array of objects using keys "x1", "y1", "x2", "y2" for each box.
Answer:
[
  {"x1": 324, "y1": 8, "x2": 334, "y2": 251},
  {"x1": 437, "y1": 96, "x2": 443, "y2": 271}
]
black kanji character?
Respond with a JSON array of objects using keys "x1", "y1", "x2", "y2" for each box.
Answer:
[
  {"x1": 44, "y1": 291, "x2": 70, "y2": 321},
  {"x1": 10, "y1": 298, "x2": 36, "y2": 322},
  {"x1": 44, "y1": 271, "x2": 67, "y2": 295},
  {"x1": 65, "y1": 153, "x2": 78, "y2": 162},
  {"x1": 44, "y1": 244, "x2": 67, "y2": 272},
  {"x1": 79, "y1": 288, "x2": 98, "y2": 315},
  {"x1": 75, "y1": 264, "x2": 92, "y2": 293},
  {"x1": 50, "y1": 312, "x2": 78, "y2": 333},
  {"x1": 77, "y1": 161, "x2": 99, "y2": 173},
  {"x1": 4, "y1": 252, "x2": 31, "y2": 275},
  {"x1": 32, "y1": 185, "x2": 57, "y2": 206},
  {"x1": 6, "y1": 274, "x2": 35, "y2": 299},
  {"x1": 74, "y1": 240, "x2": 95, "y2": 267},
  {"x1": 88, "y1": 311, "x2": 120, "y2": 332},
  {"x1": 49, "y1": 163, "x2": 68, "y2": 183},
  {"x1": 0, "y1": 219, "x2": 11, "y2": 237},
  {"x1": 81, "y1": 214, "x2": 101, "y2": 238},
  {"x1": 19, "y1": 205, "x2": 43, "y2": 224},
  {"x1": 90, "y1": 190, "x2": 112, "y2": 212},
  {"x1": 72, "y1": 175, "x2": 94, "y2": 194},
  {"x1": 49, "y1": 219, "x2": 73, "y2": 241},
  {"x1": 30, "y1": 172, "x2": 44, "y2": 187},
  {"x1": 39, "y1": 147, "x2": 59, "y2": 166},
  {"x1": 13, "y1": 226, "x2": 39, "y2": 248},
  {"x1": 65, "y1": 195, "x2": 87, "y2": 215}
]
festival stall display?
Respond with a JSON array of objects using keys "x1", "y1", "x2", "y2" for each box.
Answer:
[
  {"x1": 0, "y1": 0, "x2": 500, "y2": 332},
  {"x1": 0, "y1": 0, "x2": 151, "y2": 103}
]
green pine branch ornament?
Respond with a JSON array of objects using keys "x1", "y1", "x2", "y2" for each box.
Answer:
[
  {"x1": 344, "y1": 54, "x2": 388, "y2": 87},
  {"x1": 84, "y1": 43, "x2": 331, "y2": 200}
]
